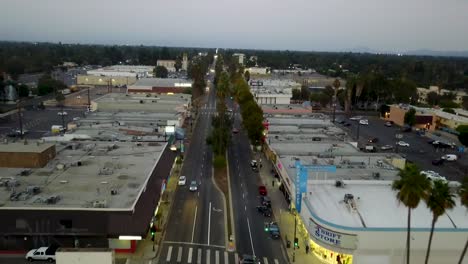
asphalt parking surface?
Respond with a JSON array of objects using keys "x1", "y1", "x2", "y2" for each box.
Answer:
[{"x1": 338, "y1": 116, "x2": 468, "y2": 182}]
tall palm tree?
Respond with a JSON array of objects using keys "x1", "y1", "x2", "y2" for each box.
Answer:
[
  {"x1": 392, "y1": 164, "x2": 431, "y2": 264},
  {"x1": 458, "y1": 177, "x2": 468, "y2": 264},
  {"x1": 424, "y1": 180, "x2": 456, "y2": 264}
]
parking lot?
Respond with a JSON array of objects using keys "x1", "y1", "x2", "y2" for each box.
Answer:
[{"x1": 338, "y1": 116, "x2": 468, "y2": 182}]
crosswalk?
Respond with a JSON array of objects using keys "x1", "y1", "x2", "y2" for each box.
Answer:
[{"x1": 159, "y1": 244, "x2": 280, "y2": 264}]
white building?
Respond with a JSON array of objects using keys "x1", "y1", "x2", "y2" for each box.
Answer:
[
  {"x1": 232, "y1": 53, "x2": 245, "y2": 65},
  {"x1": 87, "y1": 65, "x2": 154, "y2": 78},
  {"x1": 250, "y1": 79, "x2": 300, "y2": 105},
  {"x1": 247, "y1": 67, "x2": 270, "y2": 75},
  {"x1": 157, "y1": 55, "x2": 188, "y2": 72},
  {"x1": 417, "y1": 86, "x2": 467, "y2": 105}
]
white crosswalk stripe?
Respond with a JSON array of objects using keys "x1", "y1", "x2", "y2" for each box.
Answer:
[
  {"x1": 234, "y1": 253, "x2": 239, "y2": 264},
  {"x1": 177, "y1": 246, "x2": 183, "y2": 262},
  {"x1": 215, "y1": 250, "x2": 220, "y2": 264},
  {"x1": 197, "y1": 248, "x2": 202, "y2": 264},
  {"x1": 166, "y1": 246, "x2": 173, "y2": 262},
  {"x1": 188, "y1": 247, "x2": 193, "y2": 263},
  {"x1": 206, "y1": 249, "x2": 210, "y2": 264},
  {"x1": 263, "y1": 257, "x2": 269, "y2": 264},
  {"x1": 274, "y1": 259, "x2": 279, "y2": 264},
  {"x1": 224, "y1": 251, "x2": 228, "y2": 264}
]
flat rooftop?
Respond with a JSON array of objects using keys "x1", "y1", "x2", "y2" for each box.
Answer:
[
  {"x1": 132, "y1": 78, "x2": 192, "y2": 87},
  {"x1": 305, "y1": 181, "x2": 468, "y2": 230},
  {"x1": 0, "y1": 141, "x2": 165, "y2": 209},
  {"x1": 0, "y1": 142, "x2": 55, "y2": 153},
  {"x1": 93, "y1": 93, "x2": 190, "y2": 113}
]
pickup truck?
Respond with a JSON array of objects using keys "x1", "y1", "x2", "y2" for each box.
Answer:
[{"x1": 26, "y1": 246, "x2": 58, "y2": 262}]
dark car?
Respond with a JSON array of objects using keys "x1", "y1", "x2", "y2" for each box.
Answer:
[
  {"x1": 260, "y1": 196, "x2": 271, "y2": 207},
  {"x1": 239, "y1": 254, "x2": 256, "y2": 264},
  {"x1": 258, "y1": 185, "x2": 267, "y2": 196},
  {"x1": 432, "y1": 159, "x2": 445, "y2": 166},
  {"x1": 256, "y1": 205, "x2": 272, "y2": 217},
  {"x1": 343, "y1": 122, "x2": 351, "y2": 127},
  {"x1": 368, "y1": 137, "x2": 379, "y2": 143},
  {"x1": 384, "y1": 121, "x2": 393, "y2": 127},
  {"x1": 427, "y1": 139, "x2": 435, "y2": 144}
]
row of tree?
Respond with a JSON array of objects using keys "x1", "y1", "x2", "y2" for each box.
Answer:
[{"x1": 393, "y1": 164, "x2": 468, "y2": 264}]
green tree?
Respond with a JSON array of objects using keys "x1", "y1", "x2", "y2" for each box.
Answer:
[
  {"x1": 37, "y1": 74, "x2": 66, "y2": 96},
  {"x1": 404, "y1": 108, "x2": 416, "y2": 126},
  {"x1": 17, "y1": 84, "x2": 30, "y2": 97},
  {"x1": 380, "y1": 104, "x2": 390, "y2": 117},
  {"x1": 55, "y1": 92, "x2": 65, "y2": 105},
  {"x1": 462, "y1": 96, "x2": 468, "y2": 110},
  {"x1": 456, "y1": 126, "x2": 468, "y2": 147},
  {"x1": 458, "y1": 177, "x2": 468, "y2": 264},
  {"x1": 244, "y1": 70, "x2": 250, "y2": 82},
  {"x1": 424, "y1": 180, "x2": 456, "y2": 264},
  {"x1": 174, "y1": 57, "x2": 182, "y2": 72},
  {"x1": 291, "y1": 88, "x2": 301, "y2": 100},
  {"x1": 5, "y1": 58, "x2": 25, "y2": 80},
  {"x1": 442, "y1": 108, "x2": 456, "y2": 114},
  {"x1": 154, "y1": 66, "x2": 168, "y2": 78},
  {"x1": 392, "y1": 164, "x2": 431, "y2": 264},
  {"x1": 426, "y1": 91, "x2": 440, "y2": 106}
]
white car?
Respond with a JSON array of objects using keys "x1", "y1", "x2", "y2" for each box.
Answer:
[
  {"x1": 178, "y1": 176, "x2": 186, "y2": 186},
  {"x1": 397, "y1": 141, "x2": 410, "y2": 147},
  {"x1": 57, "y1": 111, "x2": 68, "y2": 116},
  {"x1": 359, "y1": 119, "x2": 369, "y2": 125},
  {"x1": 381, "y1": 145, "x2": 394, "y2": 150},
  {"x1": 189, "y1": 180, "x2": 198, "y2": 191},
  {"x1": 73, "y1": 117, "x2": 80, "y2": 121},
  {"x1": 441, "y1": 154, "x2": 457, "y2": 161},
  {"x1": 350, "y1": 116, "x2": 363, "y2": 121},
  {"x1": 421, "y1": 171, "x2": 447, "y2": 182}
]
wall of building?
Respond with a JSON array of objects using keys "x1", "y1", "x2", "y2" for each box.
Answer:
[
  {"x1": 0, "y1": 145, "x2": 56, "y2": 168},
  {"x1": 77, "y1": 75, "x2": 137, "y2": 86},
  {"x1": 156, "y1": 60, "x2": 176, "y2": 72}
]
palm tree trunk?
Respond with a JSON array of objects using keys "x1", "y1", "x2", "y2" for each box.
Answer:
[
  {"x1": 458, "y1": 238, "x2": 468, "y2": 264},
  {"x1": 407, "y1": 207, "x2": 411, "y2": 264},
  {"x1": 425, "y1": 217, "x2": 436, "y2": 264}
]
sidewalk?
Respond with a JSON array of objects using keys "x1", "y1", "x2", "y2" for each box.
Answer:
[{"x1": 256, "y1": 151, "x2": 323, "y2": 264}]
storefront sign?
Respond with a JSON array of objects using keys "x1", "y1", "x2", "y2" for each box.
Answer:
[{"x1": 309, "y1": 218, "x2": 358, "y2": 250}]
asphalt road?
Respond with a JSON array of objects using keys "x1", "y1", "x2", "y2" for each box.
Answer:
[
  {"x1": 160, "y1": 74, "x2": 226, "y2": 264},
  {"x1": 339, "y1": 116, "x2": 467, "y2": 182},
  {"x1": 227, "y1": 99, "x2": 287, "y2": 263}
]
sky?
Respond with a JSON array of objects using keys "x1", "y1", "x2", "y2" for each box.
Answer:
[{"x1": 1, "y1": 0, "x2": 468, "y2": 52}]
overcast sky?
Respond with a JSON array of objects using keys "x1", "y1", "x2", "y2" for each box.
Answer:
[{"x1": 1, "y1": 0, "x2": 467, "y2": 52}]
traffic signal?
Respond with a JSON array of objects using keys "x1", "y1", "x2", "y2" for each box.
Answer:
[
  {"x1": 294, "y1": 238, "x2": 299, "y2": 248},
  {"x1": 151, "y1": 225, "x2": 156, "y2": 235},
  {"x1": 264, "y1": 223, "x2": 269, "y2": 232}
]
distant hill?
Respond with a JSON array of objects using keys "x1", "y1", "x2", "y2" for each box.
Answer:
[{"x1": 404, "y1": 49, "x2": 468, "y2": 58}]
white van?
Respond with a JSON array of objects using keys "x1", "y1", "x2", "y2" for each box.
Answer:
[{"x1": 441, "y1": 154, "x2": 457, "y2": 161}]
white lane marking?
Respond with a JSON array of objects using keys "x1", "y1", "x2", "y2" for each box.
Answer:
[
  {"x1": 192, "y1": 206, "x2": 198, "y2": 243},
  {"x1": 166, "y1": 246, "x2": 173, "y2": 262},
  {"x1": 206, "y1": 249, "x2": 211, "y2": 264},
  {"x1": 188, "y1": 248, "x2": 193, "y2": 263},
  {"x1": 274, "y1": 259, "x2": 279, "y2": 264},
  {"x1": 215, "y1": 250, "x2": 219, "y2": 264},
  {"x1": 234, "y1": 253, "x2": 239, "y2": 264},
  {"x1": 242, "y1": 193, "x2": 244, "y2": 199},
  {"x1": 245, "y1": 205, "x2": 247, "y2": 211},
  {"x1": 177, "y1": 246, "x2": 183, "y2": 262},
  {"x1": 208, "y1": 201, "x2": 212, "y2": 245},
  {"x1": 197, "y1": 248, "x2": 202, "y2": 264},
  {"x1": 224, "y1": 251, "x2": 228, "y2": 264},
  {"x1": 162, "y1": 241, "x2": 225, "y2": 249},
  {"x1": 247, "y1": 218, "x2": 256, "y2": 257},
  {"x1": 263, "y1": 257, "x2": 269, "y2": 264}
]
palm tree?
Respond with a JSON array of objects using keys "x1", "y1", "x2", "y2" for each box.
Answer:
[
  {"x1": 458, "y1": 177, "x2": 468, "y2": 264},
  {"x1": 424, "y1": 180, "x2": 456, "y2": 264},
  {"x1": 392, "y1": 163, "x2": 431, "y2": 264}
]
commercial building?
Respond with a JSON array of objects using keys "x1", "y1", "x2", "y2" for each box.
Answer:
[
  {"x1": 156, "y1": 54, "x2": 189, "y2": 72},
  {"x1": 417, "y1": 86, "x2": 467, "y2": 105},
  {"x1": 77, "y1": 75, "x2": 137, "y2": 87},
  {"x1": 87, "y1": 65, "x2": 154, "y2": 78},
  {"x1": 232, "y1": 53, "x2": 245, "y2": 65},
  {"x1": 127, "y1": 78, "x2": 192, "y2": 94},
  {"x1": 0, "y1": 142, "x2": 56, "y2": 168},
  {"x1": 246, "y1": 67, "x2": 270, "y2": 75},
  {"x1": 263, "y1": 114, "x2": 467, "y2": 263},
  {"x1": 250, "y1": 79, "x2": 299, "y2": 105},
  {"x1": 386, "y1": 104, "x2": 468, "y2": 132}
]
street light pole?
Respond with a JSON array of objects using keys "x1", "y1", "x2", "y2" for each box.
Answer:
[{"x1": 293, "y1": 214, "x2": 297, "y2": 262}]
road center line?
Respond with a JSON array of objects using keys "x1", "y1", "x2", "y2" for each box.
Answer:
[
  {"x1": 208, "y1": 201, "x2": 212, "y2": 245},
  {"x1": 192, "y1": 206, "x2": 198, "y2": 243},
  {"x1": 246, "y1": 218, "x2": 256, "y2": 257}
]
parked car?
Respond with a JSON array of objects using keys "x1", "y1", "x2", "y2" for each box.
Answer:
[
  {"x1": 421, "y1": 171, "x2": 447, "y2": 182},
  {"x1": 260, "y1": 196, "x2": 271, "y2": 207},
  {"x1": 26, "y1": 246, "x2": 58, "y2": 262},
  {"x1": 368, "y1": 137, "x2": 379, "y2": 143},
  {"x1": 397, "y1": 141, "x2": 410, "y2": 147},
  {"x1": 57, "y1": 111, "x2": 68, "y2": 116},
  {"x1": 381, "y1": 145, "x2": 394, "y2": 150},
  {"x1": 256, "y1": 205, "x2": 272, "y2": 217},
  {"x1": 189, "y1": 180, "x2": 198, "y2": 191},
  {"x1": 258, "y1": 185, "x2": 267, "y2": 196},
  {"x1": 384, "y1": 121, "x2": 393, "y2": 127},
  {"x1": 441, "y1": 154, "x2": 458, "y2": 161},
  {"x1": 350, "y1": 116, "x2": 363, "y2": 121},
  {"x1": 232, "y1": 128, "x2": 239, "y2": 134},
  {"x1": 178, "y1": 176, "x2": 187, "y2": 186}
]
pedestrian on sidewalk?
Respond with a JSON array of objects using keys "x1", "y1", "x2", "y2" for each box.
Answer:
[{"x1": 305, "y1": 245, "x2": 309, "y2": 254}]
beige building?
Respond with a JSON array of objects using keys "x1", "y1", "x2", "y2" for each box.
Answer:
[
  {"x1": 77, "y1": 75, "x2": 137, "y2": 86},
  {"x1": 417, "y1": 86, "x2": 467, "y2": 105},
  {"x1": 157, "y1": 54, "x2": 188, "y2": 72}
]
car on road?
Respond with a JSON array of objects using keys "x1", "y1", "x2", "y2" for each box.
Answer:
[
  {"x1": 189, "y1": 180, "x2": 198, "y2": 192},
  {"x1": 232, "y1": 128, "x2": 239, "y2": 134},
  {"x1": 441, "y1": 154, "x2": 458, "y2": 161},
  {"x1": 260, "y1": 196, "x2": 271, "y2": 207},
  {"x1": 384, "y1": 121, "x2": 393, "y2": 127},
  {"x1": 381, "y1": 145, "x2": 394, "y2": 150},
  {"x1": 256, "y1": 205, "x2": 272, "y2": 217},
  {"x1": 57, "y1": 111, "x2": 68, "y2": 116},
  {"x1": 432, "y1": 158, "x2": 445, "y2": 166},
  {"x1": 421, "y1": 171, "x2": 447, "y2": 182},
  {"x1": 397, "y1": 141, "x2": 410, "y2": 147},
  {"x1": 239, "y1": 254, "x2": 256, "y2": 264},
  {"x1": 264, "y1": 222, "x2": 281, "y2": 239},
  {"x1": 178, "y1": 176, "x2": 187, "y2": 186},
  {"x1": 343, "y1": 122, "x2": 351, "y2": 127},
  {"x1": 368, "y1": 137, "x2": 379, "y2": 143},
  {"x1": 25, "y1": 246, "x2": 58, "y2": 262},
  {"x1": 7, "y1": 129, "x2": 29, "y2": 137},
  {"x1": 350, "y1": 116, "x2": 363, "y2": 121},
  {"x1": 359, "y1": 119, "x2": 369, "y2": 125},
  {"x1": 258, "y1": 185, "x2": 267, "y2": 196},
  {"x1": 73, "y1": 117, "x2": 80, "y2": 121}
]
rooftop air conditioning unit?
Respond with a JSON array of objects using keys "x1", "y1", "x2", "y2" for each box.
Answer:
[{"x1": 93, "y1": 200, "x2": 107, "y2": 208}]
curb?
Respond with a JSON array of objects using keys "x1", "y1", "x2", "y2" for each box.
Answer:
[{"x1": 210, "y1": 164, "x2": 230, "y2": 250}]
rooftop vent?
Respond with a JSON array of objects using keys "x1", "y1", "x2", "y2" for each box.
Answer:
[{"x1": 93, "y1": 200, "x2": 107, "y2": 208}]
